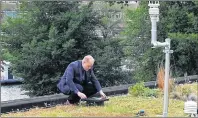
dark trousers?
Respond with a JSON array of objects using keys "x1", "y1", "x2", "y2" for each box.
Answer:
[{"x1": 64, "y1": 83, "x2": 98, "y2": 104}]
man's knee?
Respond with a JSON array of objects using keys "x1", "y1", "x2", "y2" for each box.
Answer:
[
  {"x1": 58, "y1": 83, "x2": 84, "y2": 95},
  {"x1": 59, "y1": 85, "x2": 70, "y2": 95}
]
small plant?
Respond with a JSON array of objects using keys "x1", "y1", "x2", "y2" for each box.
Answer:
[
  {"x1": 129, "y1": 82, "x2": 145, "y2": 96},
  {"x1": 157, "y1": 66, "x2": 165, "y2": 90},
  {"x1": 143, "y1": 88, "x2": 160, "y2": 98},
  {"x1": 129, "y1": 82, "x2": 160, "y2": 97},
  {"x1": 157, "y1": 65, "x2": 175, "y2": 93}
]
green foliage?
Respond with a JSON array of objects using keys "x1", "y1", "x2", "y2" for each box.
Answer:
[
  {"x1": 160, "y1": 1, "x2": 198, "y2": 76},
  {"x1": 122, "y1": 1, "x2": 163, "y2": 82},
  {"x1": 2, "y1": 1, "x2": 198, "y2": 96},
  {"x1": 2, "y1": 1, "x2": 98, "y2": 96},
  {"x1": 123, "y1": 1, "x2": 198, "y2": 83},
  {"x1": 129, "y1": 82, "x2": 160, "y2": 97},
  {"x1": 129, "y1": 82, "x2": 145, "y2": 96},
  {"x1": 143, "y1": 88, "x2": 160, "y2": 98},
  {"x1": 92, "y1": 38, "x2": 132, "y2": 87},
  {"x1": 168, "y1": 33, "x2": 198, "y2": 76},
  {"x1": 2, "y1": 1, "x2": 131, "y2": 96},
  {"x1": 169, "y1": 33, "x2": 198, "y2": 43}
]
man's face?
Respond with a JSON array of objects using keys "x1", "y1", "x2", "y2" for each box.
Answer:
[{"x1": 83, "y1": 61, "x2": 93, "y2": 71}]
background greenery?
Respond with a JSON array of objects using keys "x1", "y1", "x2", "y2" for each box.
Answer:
[{"x1": 1, "y1": 1, "x2": 198, "y2": 96}]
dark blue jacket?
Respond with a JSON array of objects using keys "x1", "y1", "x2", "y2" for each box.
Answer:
[{"x1": 57, "y1": 60, "x2": 102, "y2": 94}]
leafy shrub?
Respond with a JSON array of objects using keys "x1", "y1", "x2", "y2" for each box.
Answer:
[
  {"x1": 129, "y1": 82, "x2": 145, "y2": 96},
  {"x1": 143, "y1": 88, "x2": 160, "y2": 98},
  {"x1": 129, "y1": 82, "x2": 160, "y2": 97}
]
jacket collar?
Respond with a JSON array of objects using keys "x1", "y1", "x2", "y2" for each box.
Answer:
[{"x1": 79, "y1": 60, "x2": 85, "y2": 71}]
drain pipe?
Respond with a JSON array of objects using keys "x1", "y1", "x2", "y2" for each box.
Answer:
[{"x1": 148, "y1": 1, "x2": 173, "y2": 117}]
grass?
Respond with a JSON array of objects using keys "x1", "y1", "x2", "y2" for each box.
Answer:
[
  {"x1": 2, "y1": 82, "x2": 197, "y2": 117},
  {"x1": 176, "y1": 82, "x2": 197, "y2": 94}
]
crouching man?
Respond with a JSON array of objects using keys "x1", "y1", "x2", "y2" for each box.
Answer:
[{"x1": 57, "y1": 55, "x2": 106, "y2": 104}]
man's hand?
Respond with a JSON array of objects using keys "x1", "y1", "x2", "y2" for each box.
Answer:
[
  {"x1": 77, "y1": 91, "x2": 87, "y2": 99},
  {"x1": 99, "y1": 90, "x2": 107, "y2": 99}
]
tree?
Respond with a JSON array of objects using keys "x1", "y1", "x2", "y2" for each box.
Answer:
[
  {"x1": 2, "y1": 1, "x2": 101, "y2": 96},
  {"x1": 160, "y1": 1, "x2": 198, "y2": 76},
  {"x1": 90, "y1": 2, "x2": 133, "y2": 86},
  {"x1": 91, "y1": 37, "x2": 132, "y2": 87},
  {"x1": 2, "y1": 1, "x2": 130, "y2": 96},
  {"x1": 123, "y1": 1, "x2": 198, "y2": 82},
  {"x1": 122, "y1": 1, "x2": 163, "y2": 82}
]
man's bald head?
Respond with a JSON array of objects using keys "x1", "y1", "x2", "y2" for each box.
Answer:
[
  {"x1": 83, "y1": 55, "x2": 95, "y2": 64},
  {"x1": 82, "y1": 55, "x2": 95, "y2": 71}
]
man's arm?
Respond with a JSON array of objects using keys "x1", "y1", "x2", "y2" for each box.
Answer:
[
  {"x1": 90, "y1": 69, "x2": 106, "y2": 98},
  {"x1": 90, "y1": 69, "x2": 102, "y2": 92},
  {"x1": 63, "y1": 63, "x2": 79, "y2": 94}
]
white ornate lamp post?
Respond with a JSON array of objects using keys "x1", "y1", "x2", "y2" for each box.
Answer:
[{"x1": 148, "y1": 1, "x2": 173, "y2": 117}]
